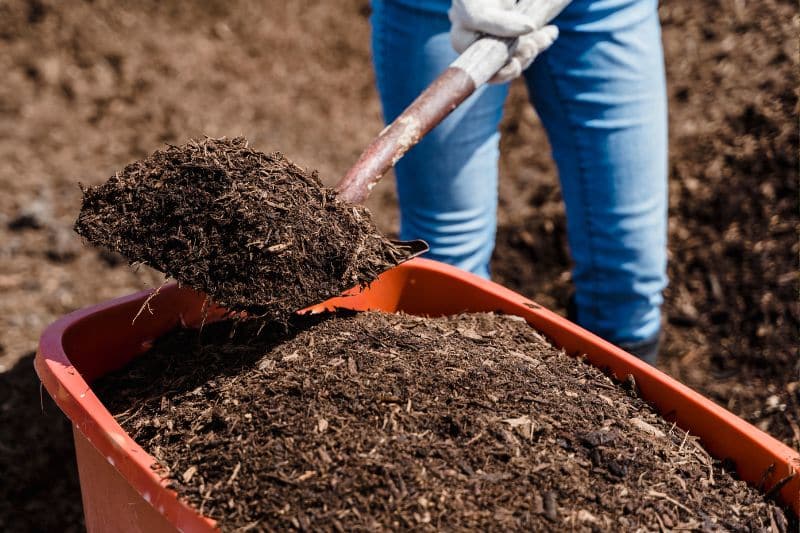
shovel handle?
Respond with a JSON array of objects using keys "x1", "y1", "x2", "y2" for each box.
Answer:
[{"x1": 335, "y1": 35, "x2": 520, "y2": 204}]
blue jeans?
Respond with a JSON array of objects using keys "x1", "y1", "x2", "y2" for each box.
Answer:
[{"x1": 370, "y1": 0, "x2": 668, "y2": 347}]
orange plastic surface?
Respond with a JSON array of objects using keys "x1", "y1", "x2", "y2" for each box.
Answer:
[
  {"x1": 35, "y1": 258, "x2": 799, "y2": 531},
  {"x1": 73, "y1": 429, "x2": 177, "y2": 532}
]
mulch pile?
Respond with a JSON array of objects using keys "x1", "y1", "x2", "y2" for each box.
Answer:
[
  {"x1": 75, "y1": 137, "x2": 409, "y2": 318},
  {"x1": 96, "y1": 311, "x2": 789, "y2": 531}
]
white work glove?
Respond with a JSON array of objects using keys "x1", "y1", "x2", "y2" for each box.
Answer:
[{"x1": 449, "y1": 0, "x2": 568, "y2": 83}]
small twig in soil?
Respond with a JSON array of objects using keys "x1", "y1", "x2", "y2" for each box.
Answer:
[
  {"x1": 764, "y1": 472, "x2": 796, "y2": 500},
  {"x1": 132, "y1": 280, "x2": 168, "y2": 325},
  {"x1": 677, "y1": 429, "x2": 690, "y2": 453},
  {"x1": 647, "y1": 490, "x2": 694, "y2": 515}
]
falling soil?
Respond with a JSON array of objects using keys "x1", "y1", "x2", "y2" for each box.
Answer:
[
  {"x1": 74, "y1": 137, "x2": 409, "y2": 318},
  {"x1": 96, "y1": 312, "x2": 789, "y2": 531}
]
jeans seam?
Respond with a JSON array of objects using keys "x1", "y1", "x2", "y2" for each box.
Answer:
[
  {"x1": 370, "y1": 1, "x2": 386, "y2": 120},
  {"x1": 540, "y1": 51, "x2": 599, "y2": 326}
]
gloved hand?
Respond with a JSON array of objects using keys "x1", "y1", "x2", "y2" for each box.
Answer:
[{"x1": 449, "y1": 0, "x2": 569, "y2": 83}]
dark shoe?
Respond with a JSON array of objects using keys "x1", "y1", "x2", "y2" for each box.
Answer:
[
  {"x1": 567, "y1": 294, "x2": 660, "y2": 365},
  {"x1": 618, "y1": 334, "x2": 660, "y2": 366},
  {"x1": 567, "y1": 293, "x2": 578, "y2": 323}
]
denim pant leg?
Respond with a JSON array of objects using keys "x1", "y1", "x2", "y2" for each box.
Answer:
[
  {"x1": 525, "y1": 0, "x2": 668, "y2": 345},
  {"x1": 371, "y1": 0, "x2": 508, "y2": 278}
]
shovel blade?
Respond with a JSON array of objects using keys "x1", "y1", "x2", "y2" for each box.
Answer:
[{"x1": 391, "y1": 239, "x2": 429, "y2": 264}]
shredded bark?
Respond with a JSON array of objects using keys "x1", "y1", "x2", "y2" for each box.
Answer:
[
  {"x1": 75, "y1": 137, "x2": 409, "y2": 318},
  {"x1": 96, "y1": 312, "x2": 789, "y2": 531}
]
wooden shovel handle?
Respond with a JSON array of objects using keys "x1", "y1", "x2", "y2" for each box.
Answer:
[{"x1": 335, "y1": 35, "x2": 519, "y2": 204}]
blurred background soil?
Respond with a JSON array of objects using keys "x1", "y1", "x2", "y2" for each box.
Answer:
[{"x1": 0, "y1": 0, "x2": 797, "y2": 529}]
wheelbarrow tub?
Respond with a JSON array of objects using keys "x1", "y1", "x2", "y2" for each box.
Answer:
[{"x1": 35, "y1": 258, "x2": 799, "y2": 531}]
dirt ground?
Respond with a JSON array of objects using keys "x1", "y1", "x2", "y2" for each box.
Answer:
[{"x1": 0, "y1": 0, "x2": 797, "y2": 530}]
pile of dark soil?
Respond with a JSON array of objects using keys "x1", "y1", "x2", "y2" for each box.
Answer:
[
  {"x1": 0, "y1": 354, "x2": 84, "y2": 532},
  {"x1": 96, "y1": 312, "x2": 789, "y2": 531},
  {"x1": 75, "y1": 137, "x2": 408, "y2": 318}
]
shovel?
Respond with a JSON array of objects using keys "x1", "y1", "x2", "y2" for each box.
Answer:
[
  {"x1": 337, "y1": 0, "x2": 566, "y2": 204},
  {"x1": 337, "y1": 0, "x2": 567, "y2": 262}
]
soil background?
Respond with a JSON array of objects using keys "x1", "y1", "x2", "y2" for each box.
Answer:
[{"x1": 0, "y1": 0, "x2": 797, "y2": 530}]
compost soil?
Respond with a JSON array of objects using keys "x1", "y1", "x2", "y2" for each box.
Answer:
[
  {"x1": 96, "y1": 312, "x2": 788, "y2": 531},
  {"x1": 75, "y1": 137, "x2": 408, "y2": 318}
]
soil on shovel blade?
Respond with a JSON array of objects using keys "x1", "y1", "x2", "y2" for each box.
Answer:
[
  {"x1": 95, "y1": 312, "x2": 790, "y2": 531},
  {"x1": 74, "y1": 137, "x2": 408, "y2": 319}
]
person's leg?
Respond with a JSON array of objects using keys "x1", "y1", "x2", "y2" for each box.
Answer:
[
  {"x1": 524, "y1": 0, "x2": 668, "y2": 362},
  {"x1": 370, "y1": 0, "x2": 508, "y2": 278}
]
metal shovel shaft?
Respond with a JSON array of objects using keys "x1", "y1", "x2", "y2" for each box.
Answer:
[
  {"x1": 335, "y1": 0, "x2": 571, "y2": 204},
  {"x1": 335, "y1": 36, "x2": 512, "y2": 205}
]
